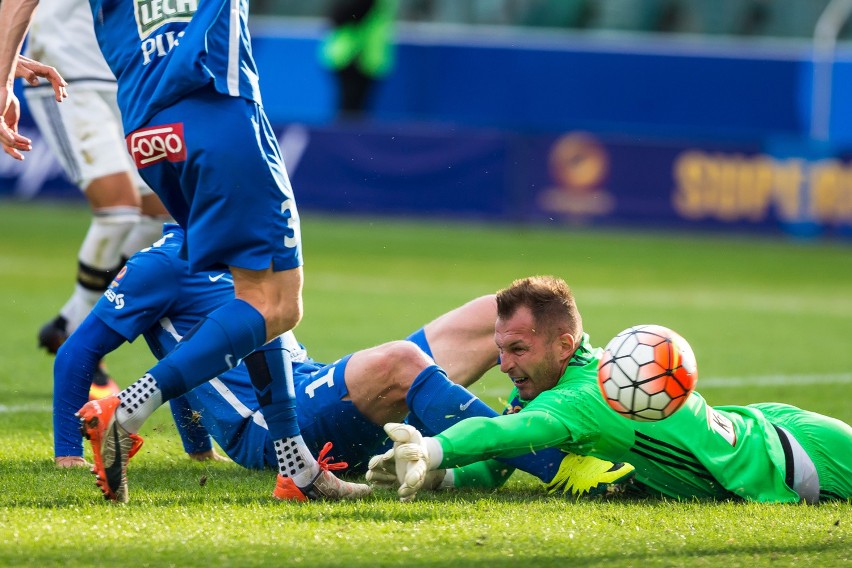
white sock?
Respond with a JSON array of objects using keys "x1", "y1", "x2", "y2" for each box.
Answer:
[
  {"x1": 274, "y1": 436, "x2": 319, "y2": 487},
  {"x1": 61, "y1": 207, "x2": 140, "y2": 331},
  {"x1": 58, "y1": 288, "x2": 105, "y2": 333},
  {"x1": 120, "y1": 214, "x2": 169, "y2": 258},
  {"x1": 115, "y1": 374, "x2": 163, "y2": 434}
]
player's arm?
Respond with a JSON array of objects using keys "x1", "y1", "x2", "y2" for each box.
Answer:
[
  {"x1": 0, "y1": 0, "x2": 63, "y2": 157},
  {"x1": 54, "y1": 245, "x2": 180, "y2": 464},
  {"x1": 53, "y1": 315, "x2": 127, "y2": 464},
  {"x1": 434, "y1": 410, "x2": 571, "y2": 468},
  {"x1": 0, "y1": 0, "x2": 39, "y2": 89},
  {"x1": 380, "y1": 412, "x2": 569, "y2": 499},
  {"x1": 0, "y1": 1, "x2": 65, "y2": 97},
  {"x1": 16, "y1": 54, "x2": 66, "y2": 94},
  {"x1": 432, "y1": 447, "x2": 567, "y2": 490},
  {"x1": 451, "y1": 460, "x2": 514, "y2": 489}
]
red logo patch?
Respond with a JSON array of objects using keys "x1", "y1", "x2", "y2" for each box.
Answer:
[
  {"x1": 127, "y1": 123, "x2": 187, "y2": 168},
  {"x1": 109, "y1": 265, "x2": 127, "y2": 288}
]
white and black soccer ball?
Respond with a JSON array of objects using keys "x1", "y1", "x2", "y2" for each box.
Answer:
[{"x1": 597, "y1": 324, "x2": 698, "y2": 421}]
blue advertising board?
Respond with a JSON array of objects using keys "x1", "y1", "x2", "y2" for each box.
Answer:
[
  {"x1": 5, "y1": 120, "x2": 849, "y2": 239},
  {"x1": 3, "y1": 24, "x2": 852, "y2": 239}
]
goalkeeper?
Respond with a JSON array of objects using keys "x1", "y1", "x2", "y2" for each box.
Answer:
[
  {"x1": 372, "y1": 275, "x2": 852, "y2": 504},
  {"x1": 54, "y1": 225, "x2": 633, "y2": 498}
]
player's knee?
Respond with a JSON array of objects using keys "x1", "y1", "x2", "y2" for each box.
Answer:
[
  {"x1": 378, "y1": 341, "x2": 433, "y2": 386},
  {"x1": 266, "y1": 301, "x2": 303, "y2": 337}
]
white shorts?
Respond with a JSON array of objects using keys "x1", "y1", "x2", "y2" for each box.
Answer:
[{"x1": 24, "y1": 82, "x2": 152, "y2": 195}]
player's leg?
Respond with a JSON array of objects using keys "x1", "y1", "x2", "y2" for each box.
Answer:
[
  {"x1": 120, "y1": 188, "x2": 172, "y2": 259},
  {"x1": 26, "y1": 87, "x2": 140, "y2": 340},
  {"x1": 239, "y1": 339, "x2": 370, "y2": 500},
  {"x1": 59, "y1": 171, "x2": 140, "y2": 323},
  {"x1": 409, "y1": 294, "x2": 499, "y2": 387},
  {"x1": 754, "y1": 402, "x2": 852, "y2": 502},
  {"x1": 79, "y1": 89, "x2": 359, "y2": 502},
  {"x1": 343, "y1": 339, "x2": 501, "y2": 439}
]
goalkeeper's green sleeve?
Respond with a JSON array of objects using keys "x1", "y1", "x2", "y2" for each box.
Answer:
[{"x1": 452, "y1": 459, "x2": 515, "y2": 489}]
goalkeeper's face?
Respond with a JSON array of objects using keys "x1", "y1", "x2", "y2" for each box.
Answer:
[{"x1": 495, "y1": 306, "x2": 568, "y2": 400}]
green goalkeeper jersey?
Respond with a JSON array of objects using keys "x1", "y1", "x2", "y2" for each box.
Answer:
[{"x1": 438, "y1": 334, "x2": 801, "y2": 502}]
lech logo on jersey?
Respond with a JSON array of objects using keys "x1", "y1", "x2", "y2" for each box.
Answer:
[{"x1": 135, "y1": 0, "x2": 197, "y2": 39}]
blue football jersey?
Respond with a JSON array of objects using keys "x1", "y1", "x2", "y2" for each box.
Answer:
[
  {"x1": 88, "y1": 0, "x2": 262, "y2": 132},
  {"x1": 93, "y1": 226, "x2": 234, "y2": 346}
]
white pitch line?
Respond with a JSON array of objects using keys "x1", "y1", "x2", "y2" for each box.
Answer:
[
  {"x1": 698, "y1": 373, "x2": 852, "y2": 388},
  {"x1": 0, "y1": 403, "x2": 51, "y2": 413},
  {"x1": 2, "y1": 374, "x2": 850, "y2": 414},
  {"x1": 580, "y1": 288, "x2": 852, "y2": 319},
  {"x1": 476, "y1": 372, "x2": 852, "y2": 399}
]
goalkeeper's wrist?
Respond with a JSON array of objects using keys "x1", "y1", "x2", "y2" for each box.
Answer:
[
  {"x1": 440, "y1": 469, "x2": 455, "y2": 489},
  {"x1": 424, "y1": 437, "x2": 443, "y2": 470}
]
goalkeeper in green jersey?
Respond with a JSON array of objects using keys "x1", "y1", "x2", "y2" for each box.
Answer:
[{"x1": 370, "y1": 275, "x2": 852, "y2": 503}]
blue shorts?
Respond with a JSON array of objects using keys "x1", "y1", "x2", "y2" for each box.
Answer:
[
  {"x1": 126, "y1": 86, "x2": 302, "y2": 273},
  {"x1": 180, "y1": 328, "x2": 431, "y2": 472},
  {"x1": 187, "y1": 354, "x2": 390, "y2": 472},
  {"x1": 293, "y1": 355, "x2": 390, "y2": 473}
]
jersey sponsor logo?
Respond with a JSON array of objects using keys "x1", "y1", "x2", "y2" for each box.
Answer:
[
  {"x1": 135, "y1": 0, "x2": 197, "y2": 39},
  {"x1": 208, "y1": 273, "x2": 229, "y2": 283},
  {"x1": 104, "y1": 288, "x2": 126, "y2": 310},
  {"x1": 141, "y1": 29, "x2": 186, "y2": 65},
  {"x1": 127, "y1": 124, "x2": 186, "y2": 169},
  {"x1": 459, "y1": 397, "x2": 478, "y2": 411},
  {"x1": 109, "y1": 266, "x2": 129, "y2": 289}
]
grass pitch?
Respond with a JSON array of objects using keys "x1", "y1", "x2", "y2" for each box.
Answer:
[{"x1": 0, "y1": 201, "x2": 849, "y2": 567}]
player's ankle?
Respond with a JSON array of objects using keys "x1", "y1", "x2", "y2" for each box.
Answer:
[{"x1": 291, "y1": 464, "x2": 320, "y2": 489}]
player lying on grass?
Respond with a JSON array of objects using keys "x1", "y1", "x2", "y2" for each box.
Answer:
[
  {"x1": 371, "y1": 275, "x2": 852, "y2": 503},
  {"x1": 56, "y1": 225, "x2": 633, "y2": 501}
]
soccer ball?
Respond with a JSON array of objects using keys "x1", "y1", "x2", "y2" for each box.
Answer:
[{"x1": 597, "y1": 324, "x2": 698, "y2": 421}]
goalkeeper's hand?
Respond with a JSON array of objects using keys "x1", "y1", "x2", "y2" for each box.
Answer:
[
  {"x1": 367, "y1": 447, "x2": 447, "y2": 491},
  {"x1": 383, "y1": 422, "x2": 431, "y2": 501},
  {"x1": 366, "y1": 447, "x2": 398, "y2": 487}
]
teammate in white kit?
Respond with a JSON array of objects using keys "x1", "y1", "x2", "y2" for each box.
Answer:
[{"x1": 23, "y1": 0, "x2": 171, "y2": 401}]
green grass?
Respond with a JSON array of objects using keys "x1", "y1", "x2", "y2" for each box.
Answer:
[{"x1": 0, "y1": 200, "x2": 849, "y2": 567}]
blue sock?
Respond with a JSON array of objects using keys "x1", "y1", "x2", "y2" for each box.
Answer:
[
  {"x1": 406, "y1": 365, "x2": 497, "y2": 434},
  {"x1": 500, "y1": 447, "x2": 565, "y2": 483},
  {"x1": 151, "y1": 298, "x2": 266, "y2": 401},
  {"x1": 405, "y1": 364, "x2": 564, "y2": 483},
  {"x1": 243, "y1": 337, "x2": 300, "y2": 440}
]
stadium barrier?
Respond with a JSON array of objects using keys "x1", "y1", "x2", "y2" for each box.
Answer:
[
  {"x1": 2, "y1": 24, "x2": 851, "y2": 239},
  {"x1": 2, "y1": 120, "x2": 849, "y2": 239}
]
